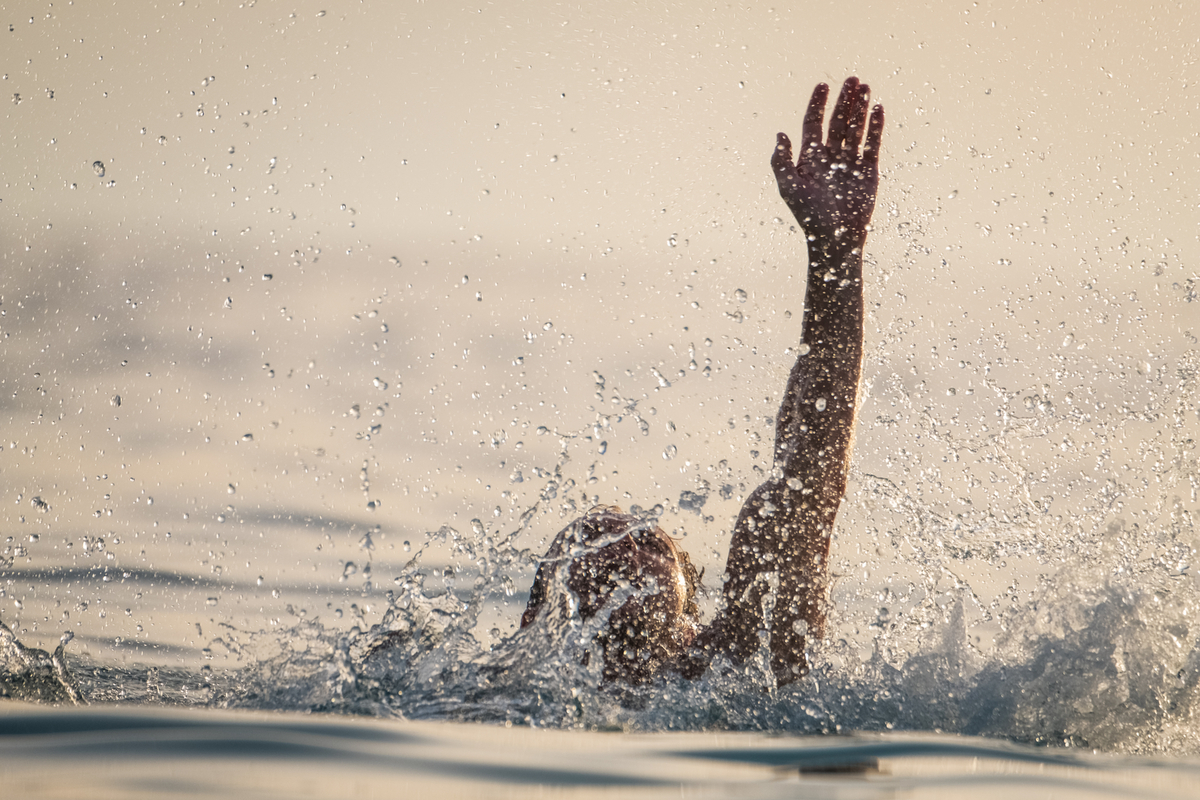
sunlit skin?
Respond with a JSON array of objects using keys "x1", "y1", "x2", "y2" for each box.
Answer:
[{"x1": 521, "y1": 78, "x2": 884, "y2": 687}]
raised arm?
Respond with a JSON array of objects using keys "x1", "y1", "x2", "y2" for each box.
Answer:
[{"x1": 698, "y1": 77, "x2": 883, "y2": 685}]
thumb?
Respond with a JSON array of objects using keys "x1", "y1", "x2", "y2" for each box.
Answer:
[{"x1": 771, "y1": 132, "x2": 794, "y2": 176}]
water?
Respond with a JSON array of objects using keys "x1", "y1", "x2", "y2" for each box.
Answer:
[
  {"x1": 3, "y1": 291, "x2": 1200, "y2": 795},
  {"x1": 6, "y1": 2, "x2": 1200, "y2": 795},
  {"x1": 1, "y1": 706, "x2": 1198, "y2": 800}
]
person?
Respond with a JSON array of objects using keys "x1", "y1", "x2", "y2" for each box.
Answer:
[{"x1": 520, "y1": 77, "x2": 884, "y2": 687}]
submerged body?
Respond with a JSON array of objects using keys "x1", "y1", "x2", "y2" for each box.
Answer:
[{"x1": 521, "y1": 77, "x2": 885, "y2": 686}]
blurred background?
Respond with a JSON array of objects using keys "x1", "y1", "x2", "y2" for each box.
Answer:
[{"x1": 2, "y1": 1, "x2": 1197, "y2": 672}]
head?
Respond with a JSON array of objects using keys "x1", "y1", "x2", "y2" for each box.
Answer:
[{"x1": 520, "y1": 505, "x2": 700, "y2": 683}]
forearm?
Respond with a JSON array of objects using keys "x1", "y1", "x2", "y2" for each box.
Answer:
[{"x1": 776, "y1": 240, "x2": 864, "y2": 478}]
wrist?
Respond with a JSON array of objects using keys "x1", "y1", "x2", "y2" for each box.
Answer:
[{"x1": 806, "y1": 230, "x2": 867, "y2": 264}]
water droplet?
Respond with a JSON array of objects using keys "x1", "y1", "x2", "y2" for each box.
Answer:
[
  {"x1": 157, "y1": 135, "x2": 167, "y2": 145},
  {"x1": 206, "y1": 597, "x2": 219, "y2": 606},
  {"x1": 227, "y1": 483, "x2": 236, "y2": 494},
  {"x1": 734, "y1": 288, "x2": 747, "y2": 303},
  {"x1": 110, "y1": 395, "x2": 121, "y2": 407},
  {"x1": 814, "y1": 398, "x2": 827, "y2": 411},
  {"x1": 241, "y1": 433, "x2": 254, "y2": 442},
  {"x1": 92, "y1": 160, "x2": 105, "y2": 178},
  {"x1": 797, "y1": 343, "x2": 811, "y2": 356}
]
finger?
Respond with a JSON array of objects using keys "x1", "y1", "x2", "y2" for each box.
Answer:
[
  {"x1": 772, "y1": 132, "x2": 795, "y2": 175},
  {"x1": 844, "y1": 83, "x2": 871, "y2": 154},
  {"x1": 862, "y1": 104, "x2": 885, "y2": 167},
  {"x1": 826, "y1": 76, "x2": 859, "y2": 151},
  {"x1": 801, "y1": 83, "x2": 829, "y2": 155}
]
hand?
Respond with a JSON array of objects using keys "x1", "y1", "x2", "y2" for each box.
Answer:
[{"x1": 771, "y1": 77, "x2": 884, "y2": 248}]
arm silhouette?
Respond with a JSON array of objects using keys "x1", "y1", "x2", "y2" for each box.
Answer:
[{"x1": 699, "y1": 77, "x2": 883, "y2": 685}]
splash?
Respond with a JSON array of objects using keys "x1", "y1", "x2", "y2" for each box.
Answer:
[{"x1": 4, "y1": 329, "x2": 1198, "y2": 757}]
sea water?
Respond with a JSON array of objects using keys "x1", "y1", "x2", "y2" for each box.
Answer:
[
  {"x1": 3, "y1": 325, "x2": 1199, "y2": 799},
  {"x1": 3, "y1": 343, "x2": 1200, "y2": 796},
  {"x1": 3, "y1": 705, "x2": 1199, "y2": 799},
  {"x1": 5, "y1": 472, "x2": 1200, "y2": 799}
]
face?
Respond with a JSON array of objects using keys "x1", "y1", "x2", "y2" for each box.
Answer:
[{"x1": 520, "y1": 506, "x2": 700, "y2": 683}]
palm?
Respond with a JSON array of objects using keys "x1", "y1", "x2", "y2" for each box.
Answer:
[{"x1": 772, "y1": 77, "x2": 884, "y2": 246}]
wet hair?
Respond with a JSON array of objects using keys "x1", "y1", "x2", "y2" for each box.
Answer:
[{"x1": 520, "y1": 505, "x2": 700, "y2": 684}]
